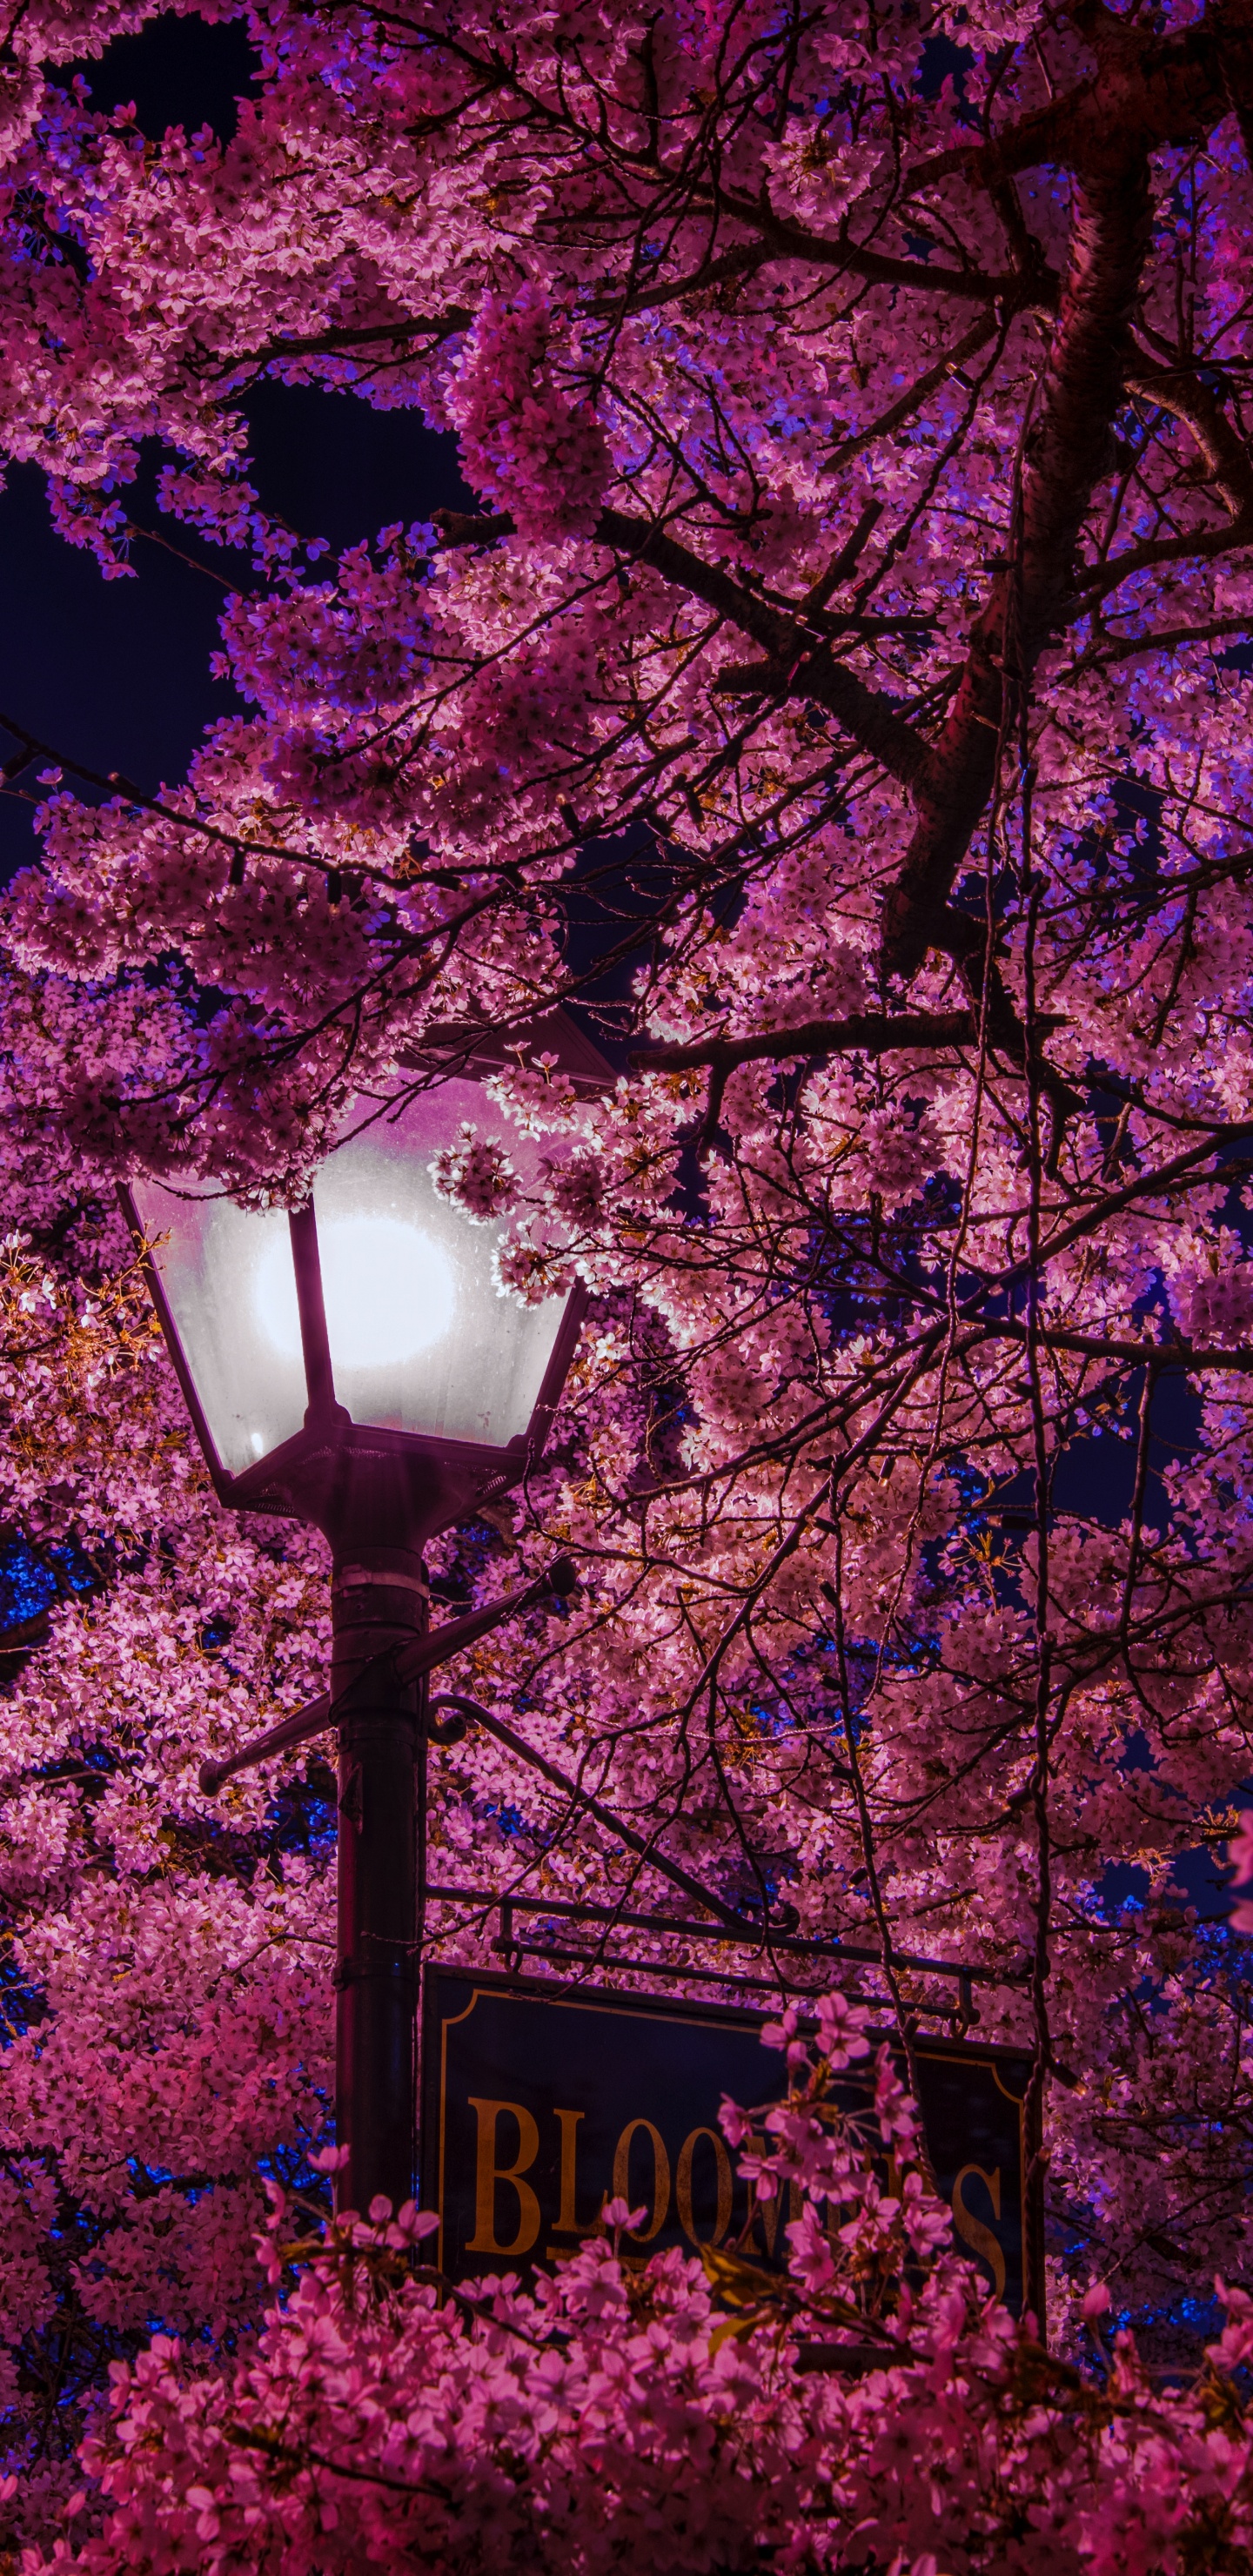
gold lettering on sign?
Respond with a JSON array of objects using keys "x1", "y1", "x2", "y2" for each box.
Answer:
[
  {"x1": 466, "y1": 2098, "x2": 541, "y2": 2257},
  {"x1": 553, "y1": 2108, "x2": 592, "y2": 2237},
  {"x1": 950, "y1": 2163, "x2": 1006, "y2": 2300},
  {"x1": 677, "y1": 2126, "x2": 734, "y2": 2248},
  {"x1": 746, "y1": 2143, "x2": 803, "y2": 2258},
  {"x1": 612, "y1": 2118, "x2": 671, "y2": 2240}
]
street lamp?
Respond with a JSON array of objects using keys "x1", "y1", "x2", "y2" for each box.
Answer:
[{"x1": 123, "y1": 1020, "x2": 605, "y2": 2219}]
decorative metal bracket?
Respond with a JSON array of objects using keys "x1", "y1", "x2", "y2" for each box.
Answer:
[
  {"x1": 425, "y1": 1694, "x2": 751, "y2": 1935},
  {"x1": 197, "y1": 1556, "x2": 577, "y2": 1796},
  {"x1": 421, "y1": 1882, "x2": 1027, "y2": 2032}
]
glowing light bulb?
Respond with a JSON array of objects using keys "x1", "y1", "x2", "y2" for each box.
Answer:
[{"x1": 254, "y1": 1216, "x2": 455, "y2": 1369}]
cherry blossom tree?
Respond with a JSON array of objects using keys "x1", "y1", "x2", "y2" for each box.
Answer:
[{"x1": 3, "y1": 0, "x2": 1253, "y2": 2558}]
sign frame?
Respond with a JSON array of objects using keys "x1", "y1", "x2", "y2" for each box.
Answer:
[{"x1": 419, "y1": 1966, "x2": 1045, "y2": 2322}]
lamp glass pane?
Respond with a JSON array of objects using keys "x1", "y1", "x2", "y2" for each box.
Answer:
[
  {"x1": 311, "y1": 1082, "x2": 569, "y2": 1445},
  {"x1": 131, "y1": 1182, "x2": 307, "y2": 1477}
]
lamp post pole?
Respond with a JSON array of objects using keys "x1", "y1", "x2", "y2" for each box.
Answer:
[
  {"x1": 197, "y1": 1526, "x2": 585, "y2": 2219},
  {"x1": 331, "y1": 1542, "x2": 427, "y2": 2221}
]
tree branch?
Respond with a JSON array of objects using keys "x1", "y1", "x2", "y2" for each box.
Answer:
[
  {"x1": 633, "y1": 1008, "x2": 1055, "y2": 1077},
  {"x1": 432, "y1": 506, "x2": 929, "y2": 791},
  {"x1": 881, "y1": 161, "x2": 1155, "y2": 982},
  {"x1": 719, "y1": 201, "x2": 1057, "y2": 305},
  {"x1": 901, "y1": 10, "x2": 1247, "y2": 198},
  {"x1": 824, "y1": 314, "x2": 1002, "y2": 469},
  {"x1": 632, "y1": 1007, "x2": 1069, "y2": 1156},
  {"x1": 205, "y1": 307, "x2": 473, "y2": 384},
  {"x1": 1124, "y1": 348, "x2": 1253, "y2": 520}
]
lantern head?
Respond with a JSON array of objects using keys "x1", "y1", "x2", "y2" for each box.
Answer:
[{"x1": 124, "y1": 1017, "x2": 608, "y2": 1551}]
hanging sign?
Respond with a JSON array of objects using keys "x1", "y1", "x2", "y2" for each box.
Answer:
[{"x1": 419, "y1": 1969, "x2": 1042, "y2": 2317}]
